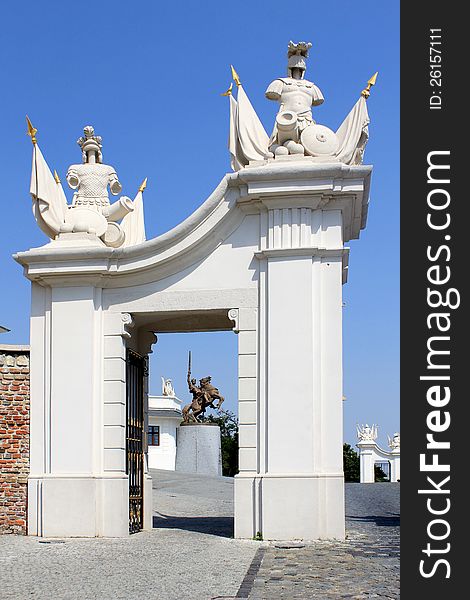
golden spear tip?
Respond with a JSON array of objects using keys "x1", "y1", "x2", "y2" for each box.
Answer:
[
  {"x1": 26, "y1": 115, "x2": 37, "y2": 145},
  {"x1": 361, "y1": 71, "x2": 379, "y2": 99},
  {"x1": 138, "y1": 177, "x2": 148, "y2": 193},
  {"x1": 230, "y1": 65, "x2": 241, "y2": 87},
  {"x1": 221, "y1": 82, "x2": 233, "y2": 96},
  {"x1": 53, "y1": 170, "x2": 61, "y2": 184},
  {"x1": 369, "y1": 71, "x2": 379, "y2": 86}
]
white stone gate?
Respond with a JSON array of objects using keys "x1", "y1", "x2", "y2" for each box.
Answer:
[
  {"x1": 357, "y1": 426, "x2": 401, "y2": 483},
  {"x1": 16, "y1": 161, "x2": 371, "y2": 539}
]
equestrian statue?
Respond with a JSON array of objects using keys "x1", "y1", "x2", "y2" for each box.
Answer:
[{"x1": 182, "y1": 351, "x2": 225, "y2": 423}]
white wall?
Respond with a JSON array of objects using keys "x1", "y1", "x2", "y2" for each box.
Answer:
[{"x1": 147, "y1": 416, "x2": 179, "y2": 471}]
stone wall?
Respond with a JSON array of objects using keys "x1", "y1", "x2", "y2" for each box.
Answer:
[{"x1": 0, "y1": 345, "x2": 30, "y2": 534}]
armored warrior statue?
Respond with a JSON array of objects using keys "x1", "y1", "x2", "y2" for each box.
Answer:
[
  {"x1": 26, "y1": 118, "x2": 141, "y2": 247},
  {"x1": 265, "y1": 41, "x2": 325, "y2": 156},
  {"x1": 182, "y1": 374, "x2": 208, "y2": 423},
  {"x1": 63, "y1": 125, "x2": 135, "y2": 245},
  {"x1": 67, "y1": 126, "x2": 123, "y2": 212}
]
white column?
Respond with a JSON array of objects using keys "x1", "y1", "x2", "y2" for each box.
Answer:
[
  {"x1": 390, "y1": 452, "x2": 400, "y2": 482},
  {"x1": 357, "y1": 443, "x2": 376, "y2": 483},
  {"x1": 233, "y1": 307, "x2": 259, "y2": 539},
  {"x1": 28, "y1": 284, "x2": 113, "y2": 536},
  {"x1": 27, "y1": 282, "x2": 49, "y2": 536},
  {"x1": 28, "y1": 288, "x2": 133, "y2": 537},
  {"x1": 235, "y1": 206, "x2": 346, "y2": 540},
  {"x1": 101, "y1": 312, "x2": 134, "y2": 536},
  {"x1": 262, "y1": 253, "x2": 344, "y2": 539}
]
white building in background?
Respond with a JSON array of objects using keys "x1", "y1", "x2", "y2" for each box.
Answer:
[{"x1": 147, "y1": 378, "x2": 182, "y2": 471}]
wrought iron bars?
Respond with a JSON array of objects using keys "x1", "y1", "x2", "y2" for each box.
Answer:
[{"x1": 126, "y1": 349, "x2": 145, "y2": 534}]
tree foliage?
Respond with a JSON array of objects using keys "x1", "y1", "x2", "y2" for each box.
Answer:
[
  {"x1": 374, "y1": 464, "x2": 388, "y2": 482},
  {"x1": 343, "y1": 443, "x2": 360, "y2": 482}
]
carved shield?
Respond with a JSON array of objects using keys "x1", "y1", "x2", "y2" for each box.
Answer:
[{"x1": 301, "y1": 124, "x2": 339, "y2": 157}]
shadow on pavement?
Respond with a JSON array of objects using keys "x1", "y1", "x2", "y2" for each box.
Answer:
[
  {"x1": 153, "y1": 514, "x2": 234, "y2": 538},
  {"x1": 346, "y1": 514, "x2": 400, "y2": 527}
]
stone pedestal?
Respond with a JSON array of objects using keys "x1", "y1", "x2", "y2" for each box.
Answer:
[
  {"x1": 175, "y1": 424, "x2": 222, "y2": 476},
  {"x1": 357, "y1": 442, "x2": 376, "y2": 483},
  {"x1": 390, "y1": 450, "x2": 400, "y2": 483}
]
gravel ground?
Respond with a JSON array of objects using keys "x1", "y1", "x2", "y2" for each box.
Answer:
[{"x1": 0, "y1": 473, "x2": 399, "y2": 600}]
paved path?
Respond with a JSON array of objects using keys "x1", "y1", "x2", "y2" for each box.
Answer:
[
  {"x1": 0, "y1": 472, "x2": 399, "y2": 599},
  {"x1": 247, "y1": 483, "x2": 400, "y2": 599},
  {"x1": 0, "y1": 470, "x2": 257, "y2": 600}
]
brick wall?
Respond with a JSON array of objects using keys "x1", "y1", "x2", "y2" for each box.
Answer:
[{"x1": 0, "y1": 345, "x2": 30, "y2": 534}]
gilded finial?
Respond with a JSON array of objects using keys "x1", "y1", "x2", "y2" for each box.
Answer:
[
  {"x1": 53, "y1": 170, "x2": 61, "y2": 184},
  {"x1": 221, "y1": 82, "x2": 233, "y2": 97},
  {"x1": 361, "y1": 71, "x2": 378, "y2": 99},
  {"x1": 230, "y1": 65, "x2": 241, "y2": 87},
  {"x1": 138, "y1": 177, "x2": 148, "y2": 193},
  {"x1": 26, "y1": 116, "x2": 37, "y2": 145}
]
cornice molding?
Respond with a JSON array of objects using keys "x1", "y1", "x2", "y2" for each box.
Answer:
[{"x1": 14, "y1": 163, "x2": 370, "y2": 289}]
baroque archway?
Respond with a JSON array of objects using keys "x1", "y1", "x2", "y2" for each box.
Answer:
[{"x1": 15, "y1": 41, "x2": 375, "y2": 539}]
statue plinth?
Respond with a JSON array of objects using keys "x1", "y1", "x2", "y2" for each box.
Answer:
[
  {"x1": 175, "y1": 424, "x2": 222, "y2": 476},
  {"x1": 179, "y1": 421, "x2": 219, "y2": 426}
]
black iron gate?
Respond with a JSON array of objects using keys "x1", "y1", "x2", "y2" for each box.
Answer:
[{"x1": 126, "y1": 349, "x2": 146, "y2": 534}]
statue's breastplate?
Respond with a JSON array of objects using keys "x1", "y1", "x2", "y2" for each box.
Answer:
[
  {"x1": 281, "y1": 82, "x2": 314, "y2": 114},
  {"x1": 70, "y1": 163, "x2": 115, "y2": 207}
]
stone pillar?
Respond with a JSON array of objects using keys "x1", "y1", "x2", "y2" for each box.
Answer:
[
  {"x1": 175, "y1": 424, "x2": 222, "y2": 476},
  {"x1": 101, "y1": 311, "x2": 136, "y2": 536},
  {"x1": 257, "y1": 218, "x2": 345, "y2": 539},
  {"x1": 233, "y1": 164, "x2": 371, "y2": 541},
  {"x1": 0, "y1": 346, "x2": 30, "y2": 535},
  {"x1": 357, "y1": 442, "x2": 376, "y2": 483},
  {"x1": 390, "y1": 451, "x2": 400, "y2": 482},
  {"x1": 26, "y1": 281, "x2": 133, "y2": 537}
]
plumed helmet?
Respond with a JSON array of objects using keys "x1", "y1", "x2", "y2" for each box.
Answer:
[
  {"x1": 77, "y1": 125, "x2": 103, "y2": 163},
  {"x1": 288, "y1": 54, "x2": 307, "y2": 71},
  {"x1": 287, "y1": 41, "x2": 312, "y2": 76}
]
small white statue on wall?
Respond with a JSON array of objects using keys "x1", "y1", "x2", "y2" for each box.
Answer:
[
  {"x1": 388, "y1": 432, "x2": 400, "y2": 450},
  {"x1": 357, "y1": 423, "x2": 378, "y2": 442},
  {"x1": 161, "y1": 377, "x2": 176, "y2": 397}
]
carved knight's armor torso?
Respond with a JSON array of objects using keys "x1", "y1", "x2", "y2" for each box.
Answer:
[
  {"x1": 266, "y1": 77, "x2": 324, "y2": 122},
  {"x1": 67, "y1": 163, "x2": 120, "y2": 210}
]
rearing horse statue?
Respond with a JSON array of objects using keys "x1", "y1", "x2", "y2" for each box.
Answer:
[
  {"x1": 181, "y1": 351, "x2": 225, "y2": 423},
  {"x1": 199, "y1": 376, "x2": 224, "y2": 410}
]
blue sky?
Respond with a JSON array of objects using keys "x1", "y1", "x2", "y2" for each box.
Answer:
[{"x1": 0, "y1": 1, "x2": 399, "y2": 448}]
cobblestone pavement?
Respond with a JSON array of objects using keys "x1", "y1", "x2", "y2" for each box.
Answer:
[
  {"x1": 245, "y1": 483, "x2": 400, "y2": 600},
  {"x1": 0, "y1": 473, "x2": 399, "y2": 600},
  {"x1": 0, "y1": 470, "x2": 258, "y2": 600}
]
